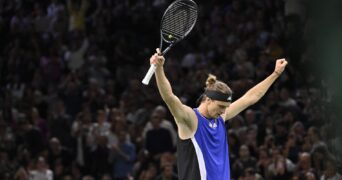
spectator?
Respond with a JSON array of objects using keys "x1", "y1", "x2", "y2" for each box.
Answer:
[
  {"x1": 320, "y1": 157, "x2": 342, "y2": 180},
  {"x1": 308, "y1": 126, "x2": 327, "y2": 151},
  {"x1": 47, "y1": 137, "x2": 73, "y2": 171},
  {"x1": 266, "y1": 146, "x2": 295, "y2": 179},
  {"x1": 143, "y1": 105, "x2": 177, "y2": 147},
  {"x1": 145, "y1": 112, "x2": 173, "y2": 159},
  {"x1": 90, "y1": 135, "x2": 111, "y2": 178},
  {"x1": 139, "y1": 162, "x2": 158, "y2": 180},
  {"x1": 232, "y1": 145, "x2": 257, "y2": 179},
  {"x1": 257, "y1": 146, "x2": 271, "y2": 177},
  {"x1": 111, "y1": 130, "x2": 136, "y2": 180},
  {"x1": 155, "y1": 163, "x2": 178, "y2": 180},
  {"x1": 29, "y1": 156, "x2": 53, "y2": 180},
  {"x1": 49, "y1": 100, "x2": 73, "y2": 148},
  {"x1": 0, "y1": 0, "x2": 340, "y2": 179},
  {"x1": 295, "y1": 152, "x2": 317, "y2": 178}
]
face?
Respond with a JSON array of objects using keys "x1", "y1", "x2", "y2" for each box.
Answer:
[
  {"x1": 150, "y1": 111, "x2": 162, "y2": 127},
  {"x1": 325, "y1": 161, "x2": 336, "y2": 176},
  {"x1": 37, "y1": 157, "x2": 46, "y2": 170},
  {"x1": 299, "y1": 154, "x2": 311, "y2": 169},
  {"x1": 239, "y1": 145, "x2": 250, "y2": 158},
  {"x1": 50, "y1": 139, "x2": 60, "y2": 150},
  {"x1": 245, "y1": 110, "x2": 255, "y2": 124},
  {"x1": 163, "y1": 165, "x2": 173, "y2": 177},
  {"x1": 271, "y1": 148, "x2": 280, "y2": 159},
  {"x1": 259, "y1": 149, "x2": 268, "y2": 159},
  {"x1": 118, "y1": 131, "x2": 126, "y2": 143},
  {"x1": 97, "y1": 110, "x2": 106, "y2": 123},
  {"x1": 206, "y1": 99, "x2": 230, "y2": 118},
  {"x1": 307, "y1": 127, "x2": 315, "y2": 136}
]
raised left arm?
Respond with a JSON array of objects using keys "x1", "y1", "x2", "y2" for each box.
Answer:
[{"x1": 222, "y1": 58, "x2": 288, "y2": 121}]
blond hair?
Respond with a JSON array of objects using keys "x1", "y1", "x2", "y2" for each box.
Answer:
[{"x1": 205, "y1": 74, "x2": 232, "y2": 95}]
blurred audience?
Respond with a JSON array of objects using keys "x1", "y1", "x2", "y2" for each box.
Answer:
[{"x1": 0, "y1": 0, "x2": 340, "y2": 179}]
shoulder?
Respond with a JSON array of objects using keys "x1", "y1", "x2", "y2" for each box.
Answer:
[{"x1": 177, "y1": 109, "x2": 198, "y2": 140}]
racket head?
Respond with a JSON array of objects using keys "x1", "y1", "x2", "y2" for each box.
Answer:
[{"x1": 160, "y1": 0, "x2": 198, "y2": 44}]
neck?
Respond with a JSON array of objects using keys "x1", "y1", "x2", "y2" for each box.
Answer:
[{"x1": 197, "y1": 103, "x2": 210, "y2": 119}]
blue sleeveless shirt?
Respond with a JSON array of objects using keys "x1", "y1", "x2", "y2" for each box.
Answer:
[{"x1": 177, "y1": 108, "x2": 231, "y2": 180}]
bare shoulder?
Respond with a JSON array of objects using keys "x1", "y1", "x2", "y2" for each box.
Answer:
[{"x1": 175, "y1": 105, "x2": 198, "y2": 140}]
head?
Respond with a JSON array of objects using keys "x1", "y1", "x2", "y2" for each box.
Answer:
[
  {"x1": 305, "y1": 172, "x2": 315, "y2": 180},
  {"x1": 199, "y1": 74, "x2": 233, "y2": 119},
  {"x1": 258, "y1": 146, "x2": 269, "y2": 160},
  {"x1": 275, "y1": 120, "x2": 287, "y2": 135},
  {"x1": 153, "y1": 105, "x2": 167, "y2": 119},
  {"x1": 160, "y1": 152, "x2": 175, "y2": 167},
  {"x1": 324, "y1": 157, "x2": 337, "y2": 177},
  {"x1": 96, "y1": 109, "x2": 107, "y2": 124},
  {"x1": 291, "y1": 121, "x2": 304, "y2": 135},
  {"x1": 54, "y1": 100, "x2": 65, "y2": 114},
  {"x1": 307, "y1": 126, "x2": 321, "y2": 143},
  {"x1": 280, "y1": 88, "x2": 290, "y2": 101},
  {"x1": 31, "y1": 107, "x2": 40, "y2": 119},
  {"x1": 242, "y1": 168, "x2": 256, "y2": 180},
  {"x1": 36, "y1": 156, "x2": 47, "y2": 171},
  {"x1": 271, "y1": 146, "x2": 282, "y2": 159},
  {"x1": 228, "y1": 131, "x2": 239, "y2": 147},
  {"x1": 117, "y1": 130, "x2": 127, "y2": 143},
  {"x1": 298, "y1": 152, "x2": 311, "y2": 171},
  {"x1": 239, "y1": 145, "x2": 250, "y2": 159},
  {"x1": 244, "y1": 109, "x2": 256, "y2": 125},
  {"x1": 49, "y1": 137, "x2": 61, "y2": 152},
  {"x1": 162, "y1": 163, "x2": 174, "y2": 178},
  {"x1": 146, "y1": 163, "x2": 158, "y2": 177},
  {"x1": 246, "y1": 127, "x2": 257, "y2": 145},
  {"x1": 150, "y1": 111, "x2": 162, "y2": 128}
]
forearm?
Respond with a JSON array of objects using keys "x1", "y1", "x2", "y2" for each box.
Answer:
[
  {"x1": 155, "y1": 67, "x2": 174, "y2": 101},
  {"x1": 245, "y1": 72, "x2": 280, "y2": 104},
  {"x1": 150, "y1": 50, "x2": 194, "y2": 127}
]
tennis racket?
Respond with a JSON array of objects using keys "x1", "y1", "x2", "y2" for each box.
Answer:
[{"x1": 142, "y1": 0, "x2": 198, "y2": 85}]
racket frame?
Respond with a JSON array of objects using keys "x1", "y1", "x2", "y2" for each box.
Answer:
[{"x1": 142, "y1": 0, "x2": 198, "y2": 85}]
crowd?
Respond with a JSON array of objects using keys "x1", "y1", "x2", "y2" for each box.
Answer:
[{"x1": 0, "y1": 0, "x2": 341, "y2": 179}]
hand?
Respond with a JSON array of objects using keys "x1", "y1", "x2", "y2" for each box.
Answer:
[
  {"x1": 150, "y1": 48, "x2": 165, "y2": 67},
  {"x1": 273, "y1": 58, "x2": 288, "y2": 76}
]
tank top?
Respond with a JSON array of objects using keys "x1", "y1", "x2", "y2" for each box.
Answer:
[{"x1": 177, "y1": 108, "x2": 231, "y2": 180}]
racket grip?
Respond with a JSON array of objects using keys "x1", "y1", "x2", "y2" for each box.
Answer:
[{"x1": 142, "y1": 64, "x2": 157, "y2": 85}]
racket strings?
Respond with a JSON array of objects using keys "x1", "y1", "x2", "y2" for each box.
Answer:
[{"x1": 161, "y1": 1, "x2": 197, "y2": 41}]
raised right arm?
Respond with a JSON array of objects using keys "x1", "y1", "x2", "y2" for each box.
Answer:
[{"x1": 151, "y1": 49, "x2": 197, "y2": 138}]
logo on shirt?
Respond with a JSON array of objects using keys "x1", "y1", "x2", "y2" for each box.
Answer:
[{"x1": 209, "y1": 121, "x2": 217, "y2": 129}]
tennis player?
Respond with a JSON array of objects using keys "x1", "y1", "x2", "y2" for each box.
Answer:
[{"x1": 150, "y1": 48, "x2": 287, "y2": 180}]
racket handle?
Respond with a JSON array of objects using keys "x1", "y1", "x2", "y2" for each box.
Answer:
[{"x1": 142, "y1": 64, "x2": 157, "y2": 85}]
